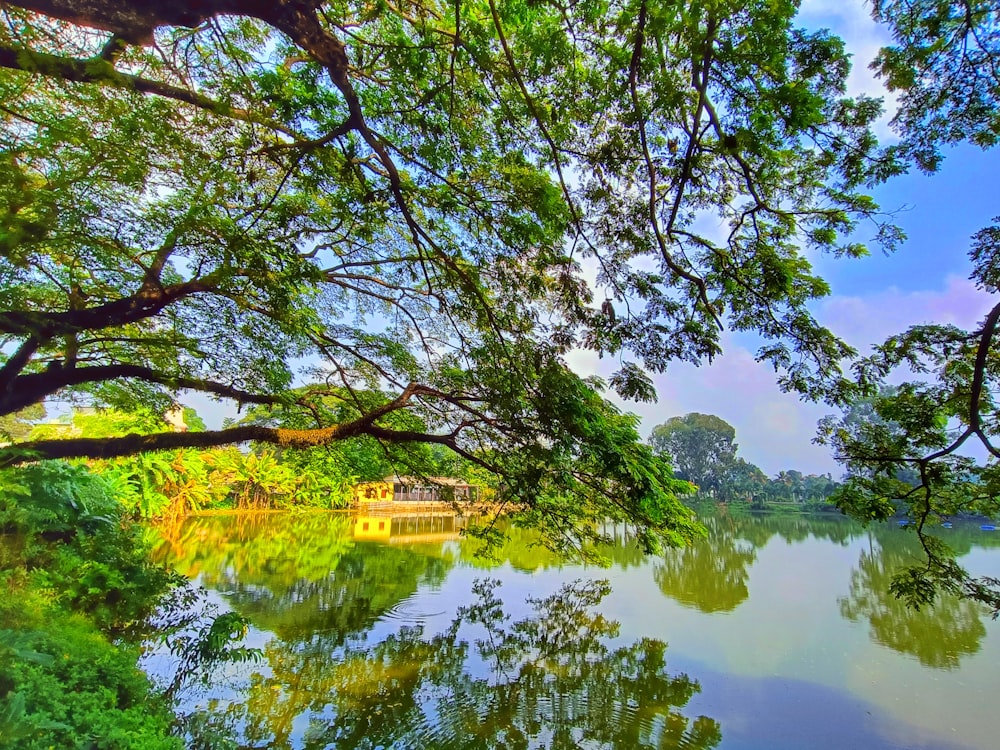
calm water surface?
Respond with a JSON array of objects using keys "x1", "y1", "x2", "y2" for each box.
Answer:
[{"x1": 153, "y1": 511, "x2": 1000, "y2": 749}]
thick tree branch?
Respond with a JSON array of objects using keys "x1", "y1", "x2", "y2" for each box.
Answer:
[
  {"x1": 0, "y1": 278, "x2": 217, "y2": 338},
  {"x1": 0, "y1": 43, "x2": 292, "y2": 134},
  {"x1": 0, "y1": 336, "x2": 40, "y2": 394},
  {"x1": 967, "y1": 300, "x2": 1000, "y2": 435},
  {"x1": 0, "y1": 381, "x2": 480, "y2": 467},
  {"x1": 1, "y1": 363, "x2": 288, "y2": 416},
  {"x1": 5, "y1": 0, "x2": 267, "y2": 44}
]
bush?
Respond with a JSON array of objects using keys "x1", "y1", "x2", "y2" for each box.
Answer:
[
  {"x1": 0, "y1": 462, "x2": 182, "y2": 748},
  {"x1": 0, "y1": 615, "x2": 181, "y2": 750}
]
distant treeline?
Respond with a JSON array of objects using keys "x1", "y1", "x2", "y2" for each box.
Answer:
[{"x1": 648, "y1": 412, "x2": 842, "y2": 508}]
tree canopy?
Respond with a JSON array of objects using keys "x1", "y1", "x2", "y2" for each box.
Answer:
[
  {"x1": 649, "y1": 413, "x2": 737, "y2": 495},
  {"x1": 0, "y1": 0, "x2": 896, "y2": 552}
]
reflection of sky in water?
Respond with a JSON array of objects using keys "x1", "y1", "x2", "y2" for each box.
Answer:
[{"x1": 156, "y1": 513, "x2": 1000, "y2": 749}]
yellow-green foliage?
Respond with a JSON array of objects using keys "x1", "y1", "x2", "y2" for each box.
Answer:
[{"x1": 30, "y1": 410, "x2": 357, "y2": 519}]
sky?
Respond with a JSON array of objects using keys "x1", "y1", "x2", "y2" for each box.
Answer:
[
  {"x1": 613, "y1": 0, "x2": 1000, "y2": 476},
  {"x1": 190, "y1": 0, "x2": 1000, "y2": 479}
]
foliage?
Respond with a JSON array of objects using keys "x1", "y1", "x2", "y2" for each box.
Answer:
[
  {"x1": 839, "y1": 526, "x2": 990, "y2": 669},
  {"x1": 650, "y1": 413, "x2": 738, "y2": 495},
  {"x1": 0, "y1": 403, "x2": 44, "y2": 441},
  {"x1": 200, "y1": 578, "x2": 722, "y2": 749},
  {"x1": 242, "y1": 390, "x2": 447, "y2": 503},
  {"x1": 0, "y1": 462, "x2": 182, "y2": 748},
  {"x1": 0, "y1": 0, "x2": 897, "y2": 553},
  {"x1": 147, "y1": 587, "x2": 262, "y2": 703},
  {"x1": 804, "y1": 0, "x2": 1000, "y2": 614},
  {"x1": 872, "y1": 0, "x2": 1000, "y2": 171},
  {"x1": 0, "y1": 614, "x2": 181, "y2": 750},
  {"x1": 31, "y1": 408, "x2": 363, "y2": 516},
  {"x1": 819, "y1": 382, "x2": 1000, "y2": 615},
  {"x1": 718, "y1": 458, "x2": 769, "y2": 504},
  {"x1": 649, "y1": 412, "x2": 841, "y2": 506}
]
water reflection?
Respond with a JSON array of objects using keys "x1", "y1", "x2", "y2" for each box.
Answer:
[
  {"x1": 654, "y1": 517, "x2": 757, "y2": 613},
  {"x1": 213, "y1": 579, "x2": 721, "y2": 750},
  {"x1": 155, "y1": 511, "x2": 1000, "y2": 750},
  {"x1": 839, "y1": 529, "x2": 988, "y2": 669},
  {"x1": 155, "y1": 513, "x2": 455, "y2": 643}
]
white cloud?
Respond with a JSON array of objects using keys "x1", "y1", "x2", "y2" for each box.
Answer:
[
  {"x1": 819, "y1": 275, "x2": 995, "y2": 349},
  {"x1": 797, "y1": 0, "x2": 899, "y2": 137},
  {"x1": 569, "y1": 276, "x2": 998, "y2": 478},
  {"x1": 567, "y1": 338, "x2": 838, "y2": 477}
]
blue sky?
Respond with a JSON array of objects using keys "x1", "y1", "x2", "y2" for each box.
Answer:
[{"x1": 599, "y1": 0, "x2": 1000, "y2": 477}]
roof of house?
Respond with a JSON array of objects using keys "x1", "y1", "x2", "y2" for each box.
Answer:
[{"x1": 383, "y1": 475, "x2": 473, "y2": 487}]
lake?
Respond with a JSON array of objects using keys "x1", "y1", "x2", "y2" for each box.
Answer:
[{"x1": 151, "y1": 510, "x2": 1000, "y2": 749}]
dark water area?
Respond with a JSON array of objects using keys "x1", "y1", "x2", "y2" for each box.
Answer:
[{"x1": 151, "y1": 511, "x2": 1000, "y2": 749}]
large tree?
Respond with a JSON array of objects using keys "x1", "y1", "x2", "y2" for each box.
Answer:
[
  {"x1": 649, "y1": 413, "x2": 738, "y2": 495},
  {"x1": 0, "y1": 0, "x2": 891, "y2": 550}
]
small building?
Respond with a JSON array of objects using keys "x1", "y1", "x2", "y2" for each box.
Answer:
[
  {"x1": 353, "y1": 476, "x2": 479, "y2": 505},
  {"x1": 353, "y1": 480, "x2": 394, "y2": 504}
]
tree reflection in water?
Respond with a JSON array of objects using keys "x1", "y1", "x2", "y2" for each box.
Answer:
[
  {"x1": 839, "y1": 530, "x2": 987, "y2": 669},
  {"x1": 209, "y1": 579, "x2": 721, "y2": 750},
  {"x1": 654, "y1": 518, "x2": 756, "y2": 613}
]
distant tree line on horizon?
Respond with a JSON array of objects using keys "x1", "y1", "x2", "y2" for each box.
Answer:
[{"x1": 648, "y1": 412, "x2": 843, "y2": 507}]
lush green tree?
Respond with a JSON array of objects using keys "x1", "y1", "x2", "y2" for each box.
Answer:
[
  {"x1": 816, "y1": 0, "x2": 1000, "y2": 613},
  {"x1": 871, "y1": 0, "x2": 1000, "y2": 173},
  {"x1": 649, "y1": 413, "x2": 738, "y2": 496},
  {"x1": 0, "y1": 0, "x2": 894, "y2": 552},
  {"x1": 718, "y1": 458, "x2": 769, "y2": 503}
]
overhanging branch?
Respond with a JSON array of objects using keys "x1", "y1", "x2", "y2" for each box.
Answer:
[
  {"x1": 0, "y1": 383, "x2": 487, "y2": 468},
  {"x1": 0, "y1": 43, "x2": 291, "y2": 134},
  {"x1": 0, "y1": 277, "x2": 216, "y2": 338},
  {"x1": 1, "y1": 363, "x2": 291, "y2": 416}
]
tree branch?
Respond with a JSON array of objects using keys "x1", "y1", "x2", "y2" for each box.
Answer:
[
  {"x1": 0, "y1": 277, "x2": 217, "y2": 338},
  {"x1": 0, "y1": 381, "x2": 480, "y2": 467},
  {"x1": 967, "y1": 300, "x2": 1000, "y2": 434},
  {"x1": 1, "y1": 363, "x2": 289, "y2": 416},
  {"x1": 0, "y1": 336, "x2": 40, "y2": 394},
  {"x1": 0, "y1": 43, "x2": 293, "y2": 135}
]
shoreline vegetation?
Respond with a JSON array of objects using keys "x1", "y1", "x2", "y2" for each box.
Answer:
[
  {"x1": 0, "y1": 405, "x2": 508, "y2": 749},
  {"x1": 3, "y1": 407, "x2": 996, "y2": 748},
  {"x1": 2, "y1": 459, "x2": 994, "y2": 749}
]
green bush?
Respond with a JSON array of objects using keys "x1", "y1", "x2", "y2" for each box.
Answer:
[
  {"x1": 0, "y1": 462, "x2": 182, "y2": 748},
  {"x1": 0, "y1": 615, "x2": 181, "y2": 750}
]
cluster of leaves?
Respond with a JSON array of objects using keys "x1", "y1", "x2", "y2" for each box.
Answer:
[
  {"x1": 798, "y1": 0, "x2": 1000, "y2": 616},
  {"x1": 819, "y1": 386, "x2": 1000, "y2": 615},
  {"x1": 872, "y1": 0, "x2": 1000, "y2": 171},
  {"x1": 0, "y1": 460, "x2": 266, "y2": 747}
]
